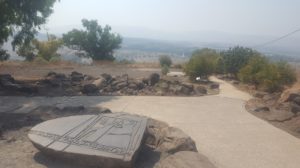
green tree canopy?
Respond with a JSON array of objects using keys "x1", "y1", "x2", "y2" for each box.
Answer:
[
  {"x1": 63, "y1": 19, "x2": 122, "y2": 61},
  {"x1": 185, "y1": 48, "x2": 220, "y2": 80},
  {"x1": 159, "y1": 55, "x2": 172, "y2": 67},
  {"x1": 221, "y1": 46, "x2": 257, "y2": 76},
  {"x1": 0, "y1": 0, "x2": 57, "y2": 61},
  {"x1": 238, "y1": 55, "x2": 296, "y2": 92}
]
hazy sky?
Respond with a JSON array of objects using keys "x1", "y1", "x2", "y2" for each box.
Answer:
[{"x1": 46, "y1": 0, "x2": 300, "y2": 39}]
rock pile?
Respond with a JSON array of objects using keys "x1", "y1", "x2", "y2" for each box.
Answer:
[{"x1": 0, "y1": 72, "x2": 215, "y2": 96}]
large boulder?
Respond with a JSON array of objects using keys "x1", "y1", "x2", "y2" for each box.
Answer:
[
  {"x1": 154, "y1": 151, "x2": 217, "y2": 168},
  {"x1": 156, "y1": 127, "x2": 198, "y2": 155},
  {"x1": 144, "y1": 119, "x2": 197, "y2": 159},
  {"x1": 210, "y1": 83, "x2": 219, "y2": 89},
  {"x1": 195, "y1": 85, "x2": 208, "y2": 94},
  {"x1": 81, "y1": 84, "x2": 98, "y2": 95},
  {"x1": 45, "y1": 72, "x2": 68, "y2": 87},
  {"x1": 0, "y1": 74, "x2": 15, "y2": 86},
  {"x1": 92, "y1": 78, "x2": 106, "y2": 89},
  {"x1": 149, "y1": 73, "x2": 160, "y2": 86},
  {"x1": 180, "y1": 84, "x2": 194, "y2": 95},
  {"x1": 101, "y1": 73, "x2": 113, "y2": 84},
  {"x1": 70, "y1": 71, "x2": 84, "y2": 82}
]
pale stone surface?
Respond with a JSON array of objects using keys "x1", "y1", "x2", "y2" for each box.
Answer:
[
  {"x1": 154, "y1": 151, "x2": 217, "y2": 168},
  {"x1": 28, "y1": 113, "x2": 148, "y2": 168}
]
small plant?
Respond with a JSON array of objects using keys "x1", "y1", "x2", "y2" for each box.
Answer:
[
  {"x1": 161, "y1": 64, "x2": 169, "y2": 75},
  {"x1": 49, "y1": 56, "x2": 61, "y2": 63},
  {"x1": 33, "y1": 57, "x2": 48, "y2": 65},
  {"x1": 159, "y1": 55, "x2": 172, "y2": 67}
]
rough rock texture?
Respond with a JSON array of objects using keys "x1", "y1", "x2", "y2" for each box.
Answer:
[
  {"x1": 142, "y1": 119, "x2": 197, "y2": 159},
  {"x1": 135, "y1": 118, "x2": 200, "y2": 168},
  {"x1": 82, "y1": 84, "x2": 98, "y2": 95},
  {"x1": 0, "y1": 72, "x2": 220, "y2": 97},
  {"x1": 210, "y1": 83, "x2": 219, "y2": 89},
  {"x1": 278, "y1": 89, "x2": 300, "y2": 103},
  {"x1": 149, "y1": 73, "x2": 160, "y2": 86},
  {"x1": 154, "y1": 151, "x2": 217, "y2": 168},
  {"x1": 28, "y1": 113, "x2": 148, "y2": 168}
]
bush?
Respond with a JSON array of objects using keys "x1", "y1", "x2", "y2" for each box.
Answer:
[
  {"x1": 221, "y1": 46, "x2": 257, "y2": 76},
  {"x1": 159, "y1": 55, "x2": 172, "y2": 67},
  {"x1": 161, "y1": 64, "x2": 169, "y2": 75},
  {"x1": 33, "y1": 57, "x2": 48, "y2": 65},
  {"x1": 238, "y1": 55, "x2": 296, "y2": 92},
  {"x1": 184, "y1": 48, "x2": 219, "y2": 80},
  {"x1": 49, "y1": 56, "x2": 61, "y2": 63}
]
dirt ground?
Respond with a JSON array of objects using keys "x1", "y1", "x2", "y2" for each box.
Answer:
[{"x1": 0, "y1": 61, "x2": 166, "y2": 80}]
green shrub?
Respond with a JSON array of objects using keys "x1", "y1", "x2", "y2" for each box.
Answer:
[
  {"x1": 49, "y1": 56, "x2": 61, "y2": 63},
  {"x1": 161, "y1": 64, "x2": 169, "y2": 75},
  {"x1": 221, "y1": 46, "x2": 257, "y2": 76},
  {"x1": 184, "y1": 48, "x2": 219, "y2": 80},
  {"x1": 159, "y1": 55, "x2": 172, "y2": 67},
  {"x1": 33, "y1": 57, "x2": 48, "y2": 65},
  {"x1": 238, "y1": 55, "x2": 296, "y2": 92}
]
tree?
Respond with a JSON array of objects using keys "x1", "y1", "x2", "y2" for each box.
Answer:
[
  {"x1": 18, "y1": 34, "x2": 63, "y2": 61},
  {"x1": 221, "y1": 46, "x2": 257, "y2": 76},
  {"x1": 185, "y1": 48, "x2": 220, "y2": 80},
  {"x1": 159, "y1": 55, "x2": 172, "y2": 67},
  {"x1": 63, "y1": 19, "x2": 122, "y2": 61},
  {"x1": 0, "y1": 0, "x2": 58, "y2": 60}
]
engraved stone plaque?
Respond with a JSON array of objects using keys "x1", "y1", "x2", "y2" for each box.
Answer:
[{"x1": 28, "y1": 113, "x2": 148, "y2": 168}]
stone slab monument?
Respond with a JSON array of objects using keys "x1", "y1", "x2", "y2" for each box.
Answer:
[{"x1": 28, "y1": 113, "x2": 148, "y2": 168}]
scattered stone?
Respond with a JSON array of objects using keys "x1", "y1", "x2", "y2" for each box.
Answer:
[
  {"x1": 195, "y1": 86, "x2": 207, "y2": 94},
  {"x1": 291, "y1": 103, "x2": 300, "y2": 114},
  {"x1": 154, "y1": 151, "x2": 217, "y2": 168},
  {"x1": 254, "y1": 106, "x2": 270, "y2": 112},
  {"x1": 149, "y1": 73, "x2": 160, "y2": 86},
  {"x1": 254, "y1": 91, "x2": 267, "y2": 98},
  {"x1": 142, "y1": 78, "x2": 149, "y2": 85},
  {"x1": 81, "y1": 84, "x2": 98, "y2": 94},
  {"x1": 0, "y1": 74, "x2": 15, "y2": 86},
  {"x1": 44, "y1": 72, "x2": 67, "y2": 87},
  {"x1": 28, "y1": 113, "x2": 148, "y2": 168},
  {"x1": 210, "y1": 83, "x2": 219, "y2": 89},
  {"x1": 70, "y1": 71, "x2": 84, "y2": 82},
  {"x1": 101, "y1": 73, "x2": 113, "y2": 83},
  {"x1": 180, "y1": 84, "x2": 194, "y2": 95},
  {"x1": 92, "y1": 78, "x2": 106, "y2": 89},
  {"x1": 279, "y1": 90, "x2": 300, "y2": 103}
]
